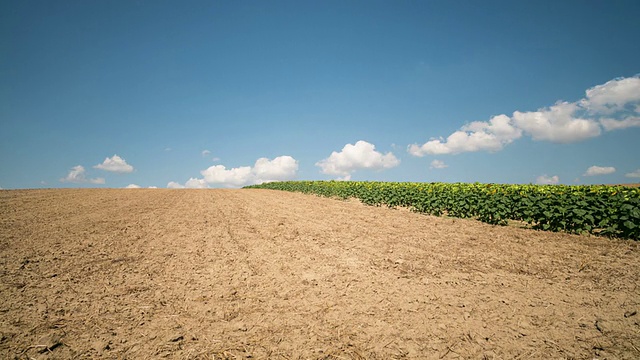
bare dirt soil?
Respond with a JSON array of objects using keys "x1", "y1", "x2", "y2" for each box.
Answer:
[{"x1": 1, "y1": 189, "x2": 639, "y2": 359}]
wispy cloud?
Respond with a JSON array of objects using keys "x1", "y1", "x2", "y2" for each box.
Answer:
[
  {"x1": 60, "y1": 165, "x2": 105, "y2": 184},
  {"x1": 202, "y1": 150, "x2": 221, "y2": 162},
  {"x1": 625, "y1": 169, "x2": 640, "y2": 178},
  {"x1": 536, "y1": 174, "x2": 560, "y2": 185},
  {"x1": 429, "y1": 159, "x2": 448, "y2": 169},
  {"x1": 583, "y1": 166, "x2": 616, "y2": 176}
]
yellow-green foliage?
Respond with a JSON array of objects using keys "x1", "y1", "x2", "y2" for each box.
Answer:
[{"x1": 246, "y1": 181, "x2": 640, "y2": 240}]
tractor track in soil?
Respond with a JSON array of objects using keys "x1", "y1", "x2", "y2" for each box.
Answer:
[{"x1": 1, "y1": 188, "x2": 639, "y2": 359}]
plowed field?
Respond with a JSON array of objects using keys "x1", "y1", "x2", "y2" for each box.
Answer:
[{"x1": 1, "y1": 189, "x2": 639, "y2": 359}]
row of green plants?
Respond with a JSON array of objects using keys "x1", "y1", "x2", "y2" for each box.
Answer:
[{"x1": 245, "y1": 181, "x2": 640, "y2": 240}]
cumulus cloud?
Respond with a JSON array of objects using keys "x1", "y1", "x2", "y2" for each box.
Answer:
[
  {"x1": 599, "y1": 116, "x2": 640, "y2": 131},
  {"x1": 125, "y1": 184, "x2": 141, "y2": 188},
  {"x1": 430, "y1": 159, "x2": 448, "y2": 169},
  {"x1": 201, "y1": 165, "x2": 253, "y2": 187},
  {"x1": 94, "y1": 155, "x2": 134, "y2": 173},
  {"x1": 253, "y1": 156, "x2": 299, "y2": 183},
  {"x1": 409, "y1": 75, "x2": 640, "y2": 156},
  {"x1": 409, "y1": 115, "x2": 522, "y2": 156},
  {"x1": 185, "y1": 178, "x2": 208, "y2": 188},
  {"x1": 536, "y1": 174, "x2": 560, "y2": 185},
  {"x1": 60, "y1": 165, "x2": 105, "y2": 184},
  {"x1": 512, "y1": 102, "x2": 601, "y2": 143},
  {"x1": 625, "y1": 169, "x2": 640, "y2": 178},
  {"x1": 166, "y1": 178, "x2": 207, "y2": 189},
  {"x1": 316, "y1": 140, "x2": 399, "y2": 178},
  {"x1": 167, "y1": 181, "x2": 185, "y2": 189},
  {"x1": 583, "y1": 166, "x2": 616, "y2": 176},
  {"x1": 581, "y1": 76, "x2": 640, "y2": 113},
  {"x1": 198, "y1": 156, "x2": 299, "y2": 187}
]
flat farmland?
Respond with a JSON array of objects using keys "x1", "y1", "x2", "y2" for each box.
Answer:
[{"x1": 1, "y1": 189, "x2": 639, "y2": 359}]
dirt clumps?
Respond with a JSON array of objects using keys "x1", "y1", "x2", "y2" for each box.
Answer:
[{"x1": 1, "y1": 188, "x2": 639, "y2": 359}]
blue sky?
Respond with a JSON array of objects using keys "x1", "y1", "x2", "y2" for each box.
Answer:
[{"x1": 1, "y1": 0, "x2": 639, "y2": 189}]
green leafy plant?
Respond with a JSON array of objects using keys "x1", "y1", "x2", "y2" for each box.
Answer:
[{"x1": 245, "y1": 181, "x2": 640, "y2": 240}]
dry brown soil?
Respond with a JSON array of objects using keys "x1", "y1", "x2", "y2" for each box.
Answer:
[{"x1": 1, "y1": 189, "x2": 639, "y2": 359}]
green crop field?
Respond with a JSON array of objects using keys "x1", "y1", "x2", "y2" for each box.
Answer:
[{"x1": 246, "y1": 181, "x2": 640, "y2": 240}]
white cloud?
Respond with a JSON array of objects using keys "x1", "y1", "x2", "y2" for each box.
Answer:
[
  {"x1": 201, "y1": 149, "x2": 221, "y2": 162},
  {"x1": 200, "y1": 156, "x2": 299, "y2": 187},
  {"x1": 167, "y1": 181, "x2": 185, "y2": 189},
  {"x1": 125, "y1": 184, "x2": 157, "y2": 189},
  {"x1": 168, "y1": 179, "x2": 209, "y2": 188},
  {"x1": 409, "y1": 75, "x2": 640, "y2": 156},
  {"x1": 252, "y1": 156, "x2": 299, "y2": 183},
  {"x1": 583, "y1": 166, "x2": 616, "y2": 176},
  {"x1": 316, "y1": 140, "x2": 399, "y2": 178},
  {"x1": 600, "y1": 116, "x2": 640, "y2": 131},
  {"x1": 536, "y1": 174, "x2": 560, "y2": 185},
  {"x1": 430, "y1": 159, "x2": 448, "y2": 169},
  {"x1": 185, "y1": 177, "x2": 208, "y2": 188},
  {"x1": 582, "y1": 76, "x2": 640, "y2": 113},
  {"x1": 201, "y1": 165, "x2": 253, "y2": 187},
  {"x1": 94, "y1": 155, "x2": 134, "y2": 173},
  {"x1": 625, "y1": 169, "x2": 640, "y2": 178},
  {"x1": 409, "y1": 115, "x2": 522, "y2": 155},
  {"x1": 512, "y1": 101, "x2": 601, "y2": 143},
  {"x1": 60, "y1": 165, "x2": 105, "y2": 184}
]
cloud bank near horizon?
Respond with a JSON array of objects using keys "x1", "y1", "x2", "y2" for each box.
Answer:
[
  {"x1": 59, "y1": 154, "x2": 134, "y2": 186},
  {"x1": 583, "y1": 166, "x2": 616, "y2": 177},
  {"x1": 168, "y1": 156, "x2": 299, "y2": 188},
  {"x1": 52, "y1": 76, "x2": 639, "y2": 188},
  {"x1": 408, "y1": 76, "x2": 640, "y2": 156}
]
